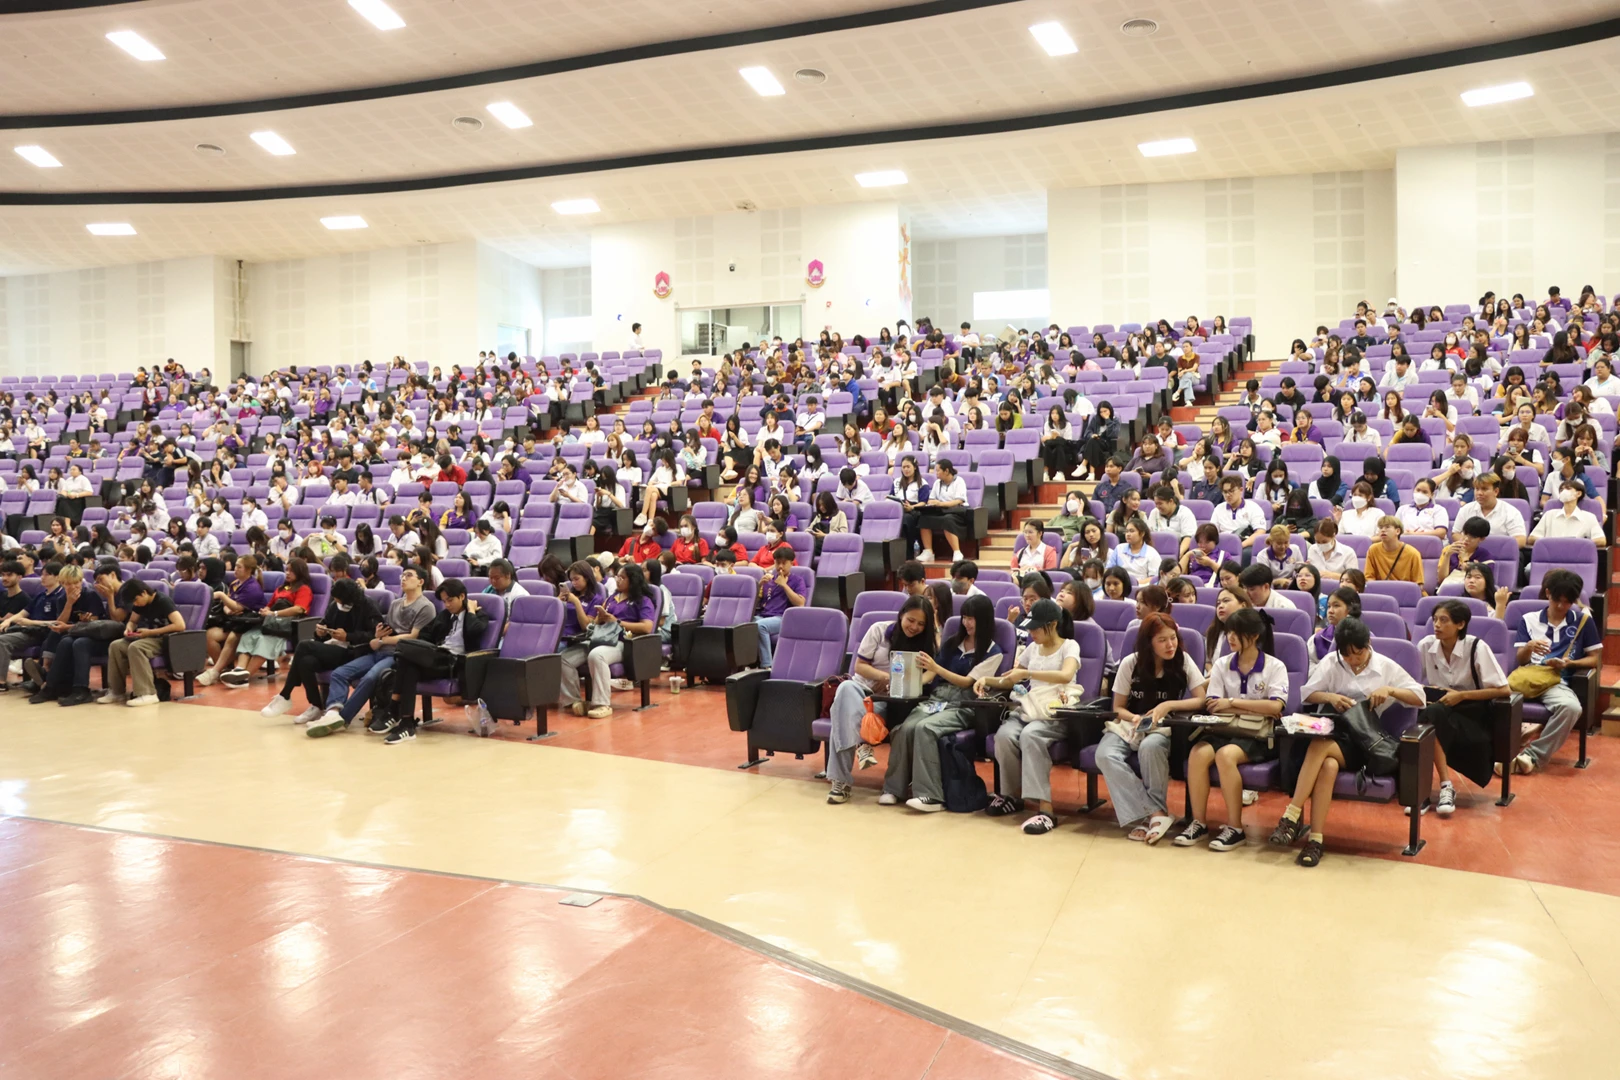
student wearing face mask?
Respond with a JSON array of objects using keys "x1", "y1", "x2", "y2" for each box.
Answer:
[
  {"x1": 1047, "y1": 491, "x2": 1088, "y2": 542},
  {"x1": 260, "y1": 577, "x2": 380, "y2": 723},
  {"x1": 1335, "y1": 481, "x2": 1383, "y2": 539},
  {"x1": 1529, "y1": 479, "x2": 1606, "y2": 545},
  {"x1": 752, "y1": 519, "x2": 793, "y2": 567},
  {"x1": 672, "y1": 514, "x2": 710, "y2": 564},
  {"x1": 1397, "y1": 478, "x2": 1450, "y2": 538}
]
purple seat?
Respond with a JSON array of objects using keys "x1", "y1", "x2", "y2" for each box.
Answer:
[
  {"x1": 1412, "y1": 595, "x2": 1488, "y2": 629},
  {"x1": 1092, "y1": 599, "x2": 1136, "y2": 661},
  {"x1": 685, "y1": 574, "x2": 760, "y2": 681},
  {"x1": 851, "y1": 591, "x2": 905, "y2": 620},
  {"x1": 811, "y1": 533, "x2": 864, "y2": 610},
  {"x1": 150, "y1": 581, "x2": 212, "y2": 698},
  {"x1": 507, "y1": 528, "x2": 549, "y2": 567},
  {"x1": 1362, "y1": 610, "x2": 1411, "y2": 641},
  {"x1": 413, "y1": 595, "x2": 505, "y2": 720},
  {"x1": 1366, "y1": 580, "x2": 1422, "y2": 622},
  {"x1": 1328, "y1": 639, "x2": 1427, "y2": 823},
  {"x1": 1526, "y1": 537, "x2": 1599, "y2": 601},
  {"x1": 475, "y1": 595, "x2": 565, "y2": 737},
  {"x1": 728, "y1": 606, "x2": 849, "y2": 767},
  {"x1": 857, "y1": 500, "x2": 905, "y2": 585},
  {"x1": 548, "y1": 503, "x2": 593, "y2": 563}
]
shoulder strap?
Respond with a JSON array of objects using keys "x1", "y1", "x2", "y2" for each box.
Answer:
[{"x1": 1468, "y1": 636, "x2": 1482, "y2": 691}]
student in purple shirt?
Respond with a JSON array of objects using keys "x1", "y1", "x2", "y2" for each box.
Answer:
[
  {"x1": 197, "y1": 554, "x2": 268, "y2": 684},
  {"x1": 558, "y1": 559, "x2": 606, "y2": 639},
  {"x1": 755, "y1": 544, "x2": 806, "y2": 667},
  {"x1": 560, "y1": 562, "x2": 656, "y2": 719}
]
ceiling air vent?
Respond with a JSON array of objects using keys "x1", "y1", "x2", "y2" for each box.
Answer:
[
  {"x1": 194, "y1": 143, "x2": 226, "y2": 156},
  {"x1": 794, "y1": 68, "x2": 828, "y2": 85},
  {"x1": 1120, "y1": 18, "x2": 1159, "y2": 37},
  {"x1": 451, "y1": 116, "x2": 485, "y2": 132}
]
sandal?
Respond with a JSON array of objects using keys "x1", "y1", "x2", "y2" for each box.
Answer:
[
  {"x1": 1296, "y1": 838, "x2": 1325, "y2": 867},
  {"x1": 1021, "y1": 813, "x2": 1057, "y2": 835},
  {"x1": 1127, "y1": 824, "x2": 1150, "y2": 842},
  {"x1": 1269, "y1": 815, "x2": 1307, "y2": 847},
  {"x1": 1143, "y1": 815, "x2": 1174, "y2": 845}
]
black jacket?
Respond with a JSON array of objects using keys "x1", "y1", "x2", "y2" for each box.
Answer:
[
  {"x1": 320, "y1": 595, "x2": 381, "y2": 650},
  {"x1": 417, "y1": 604, "x2": 492, "y2": 652}
]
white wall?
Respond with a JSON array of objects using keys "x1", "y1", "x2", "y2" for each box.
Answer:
[
  {"x1": 590, "y1": 201, "x2": 904, "y2": 363},
  {"x1": 1396, "y1": 135, "x2": 1619, "y2": 306},
  {"x1": 0, "y1": 255, "x2": 233, "y2": 375},
  {"x1": 475, "y1": 243, "x2": 543, "y2": 357},
  {"x1": 1048, "y1": 171, "x2": 1396, "y2": 356},
  {"x1": 912, "y1": 233, "x2": 1047, "y2": 330},
  {"x1": 244, "y1": 240, "x2": 480, "y2": 374}
]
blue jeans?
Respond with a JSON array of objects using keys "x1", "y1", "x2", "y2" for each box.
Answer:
[
  {"x1": 325, "y1": 651, "x2": 396, "y2": 721},
  {"x1": 755, "y1": 615, "x2": 784, "y2": 667}
]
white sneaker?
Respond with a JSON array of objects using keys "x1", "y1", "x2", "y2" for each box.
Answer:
[
  {"x1": 1242, "y1": 789, "x2": 1258, "y2": 807},
  {"x1": 1070, "y1": 468, "x2": 1087, "y2": 479},
  {"x1": 8, "y1": 661, "x2": 21, "y2": 676},
  {"x1": 1436, "y1": 781, "x2": 1457, "y2": 817},
  {"x1": 194, "y1": 669, "x2": 219, "y2": 687},
  {"x1": 96, "y1": 692, "x2": 125, "y2": 706},
  {"x1": 905, "y1": 796, "x2": 945, "y2": 813},
  {"x1": 295, "y1": 706, "x2": 323, "y2": 724},
  {"x1": 877, "y1": 793, "x2": 899, "y2": 806},
  {"x1": 916, "y1": 551, "x2": 935, "y2": 562},
  {"x1": 260, "y1": 696, "x2": 292, "y2": 718},
  {"x1": 609, "y1": 678, "x2": 634, "y2": 692},
  {"x1": 633, "y1": 513, "x2": 647, "y2": 526},
  {"x1": 126, "y1": 694, "x2": 160, "y2": 707}
]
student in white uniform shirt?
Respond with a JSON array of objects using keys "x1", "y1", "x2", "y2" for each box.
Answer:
[
  {"x1": 983, "y1": 600, "x2": 1082, "y2": 835},
  {"x1": 1277, "y1": 618, "x2": 1424, "y2": 867},
  {"x1": 1451, "y1": 474, "x2": 1527, "y2": 546},
  {"x1": 1210, "y1": 475, "x2": 1267, "y2": 549},
  {"x1": 1340, "y1": 411, "x2": 1383, "y2": 450},
  {"x1": 1306, "y1": 518, "x2": 1359, "y2": 584},
  {"x1": 1335, "y1": 481, "x2": 1383, "y2": 539},
  {"x1": 1396, "y1": 478, "x2": 1450, "y2": 538},
  {"x1": 1416, "y1": 600, "x2": 1510, "y2": 817},
  {"x1": 1144, "y1": 485, "x2": 1196, "y2": 554},
  {"x1": 1238, "y1": 563, "x2": 1295, "y2": 611},
  {"x1": 1528, "y1": 479, "x2": 1606, "y2": 545},
  {"x1": 1106, "y1": 518, "x2": 1159, "y2": 586}
]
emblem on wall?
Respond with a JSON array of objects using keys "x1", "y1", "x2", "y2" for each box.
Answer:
[
  {"x1": 653, "y1": 271, "x2": 673, "y2": 299},
  {"x1": 805, "y1": 259, "x2": 825, "y2": 289}
]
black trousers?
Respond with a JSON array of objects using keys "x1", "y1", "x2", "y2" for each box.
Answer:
[
  {"x1": 282, "y1": 639, "x2": 355, "y2": 707},
  {"x1": 1041, "y1": 439, "x2": 1076, "y2": 478},
  {"x1": 388, "y1": 648, "x2": 464, "y2": 731}
]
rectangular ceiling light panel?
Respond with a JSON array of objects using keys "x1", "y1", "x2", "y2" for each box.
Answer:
[
  {"x1": 320, "y1": 215, "x2": 369, "y2": 230},
  {"x1": 106, "y1": 31, "x2": 165, "y2": 61},
  {"x1": 1138, "y1": 137, "x2": 1196, "y2": 157},
  {"x1": 487, "y1": 101, "x2": 533, "y2": 129},
  {"x1": 1461, "y1": 82, "x2": 1534, "y2": 107},
  {"x1": 1028, "y1": 22, "x2": 1078, "y2": 56},
  {"x1": 14, "y1": 145, "x2": 62, "y2": 168},
  {"x1": 855, "y1": 170, "x2": 908, "y2": 188},
  {"x1": 739, "y1": 67, "x2": 786, "y2": 96},
  {"x1": 348, "y1": 0, "x2": 406, "y2": 30},
  {"x1": 87, "y1": 223, "x2": 137, "y2": 235},
  {"x1": 551, "y1": 199, "x2": 600, "y2": 215},
  {"x1": 251, "y1": 131, "x2": 296, "y2": 156}
]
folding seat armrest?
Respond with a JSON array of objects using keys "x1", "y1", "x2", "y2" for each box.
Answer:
[
  {"x1": 163, "y1": 628, "x2": 210, "y2": 674},
  {"x1": 481, "y1": 651, "x2": 564, "y2": 718},
  {"x1": 293, "y1": 616, "x2": 322, "y2": 645},
  {"x1": 1397, "y1": 722, "x2": 1436, "y2": 810},
  {"x1": 725, "y1": 668, "x2": 770, "y2": 731},
  {"x1": 699, "y1": 464, "x2": 720, "y2": 492},
  {"x1": 1489, "y1": 693, "x2": 1524, "y2": 804},
  {"x1": 622, "y1": 631, "x2": 662, "y2": 684}
]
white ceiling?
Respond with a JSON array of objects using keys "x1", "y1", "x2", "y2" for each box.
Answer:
[{"x1": 2, "y1": 0, "x2": 1620, "y2": 273}]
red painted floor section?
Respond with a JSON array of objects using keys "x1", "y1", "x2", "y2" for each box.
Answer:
[
  {"x1": 190, "y1": 677, "x2": 1620, "y2": 898},
  {"x1": 0, "y1": 817, "x2": 1073, "y2": 1080}
]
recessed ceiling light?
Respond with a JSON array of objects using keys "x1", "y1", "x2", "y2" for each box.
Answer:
[
  {"x1": 105, "y1": 30, "x2": 164, "y2": 61},
  {"x1": 87, "y1": 223, "x2": 136, "y2": 236},
  {"x1": 14, "y1": 145, "x2": 62, "y2": 168},
  {"x1": 347, "y1": 0, "x2": 406, "y2": 31},
  {"x1": 486, "y1": 101, "x2": 532, "y2": 129},
  {"x1": 551, "y1": 199, "x2": 600, "y2": 215},
  {"x1": 1138, "y1": 137, "x2": 1196, "y2": 157},
  {"x1": 739, "y1": 67, "x2": 786, "y2": 96},
  {"x1": 321, "y1": 215, "x2": 368, "y2": 230},
  {"x1": 1461, "y1": 81, "x2": 1534, "y2": 107},
  {"x1": 250, "y1": 131, "x2": 296, "y2": 156},
  {"x1": 1029, "y1": 21, "x2": 1078, "y2": 56},
  {"x1": 1120, "y1": 18, "x2": 1159, "y2": 37},
  {"x1": 855, "y1": 170, "x2": 907, "y2": 188}
]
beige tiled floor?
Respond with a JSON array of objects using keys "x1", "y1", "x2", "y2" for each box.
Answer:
[{"x1": 2, "y1": 700, "x2": 1617, "y2": 1080}]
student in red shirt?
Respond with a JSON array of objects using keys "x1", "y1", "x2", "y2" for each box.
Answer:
[
  {"x1": 672, "y1": 513, "x2": 709, "y2": 564},
  {"x1": 752, "y1": 518, "x2": 793, "y2": 567},
  {"x1": 435, "y1": 454, "x2": 467, "y2": 486},
  {"x1": 617, "y1": 519, "x2": 666, "y2": 564},
  {"x1": 715, "y1": 525, "x2": 748, "y2": 565}
]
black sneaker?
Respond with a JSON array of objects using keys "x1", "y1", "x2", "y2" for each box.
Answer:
[
  {"x1": 985, "y1": 794, "x2": 1022, "y2": 817},
  {"x1": 1172, "y1": 821, "x2": 1209, "y2": 847},
  {"x1": 58, "y1": 688, "x2": 95, "y2": 707},
  {"x1": 1208, "y1": 825, "x2": 1247, "y2": 851},
  {"x1": 382, "y1": 726, "x2": 416, "y2": 745},
  {"x1": 366, "y1": 713, "x2": 397, "y2": 735},
  {"x1": 27, "y1": 688, "x2": 60, "y2": 705}
]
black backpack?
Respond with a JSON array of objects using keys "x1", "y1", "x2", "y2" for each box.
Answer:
[{"x1": 938, "y1": 732, "x2": 990, "y2": 813}]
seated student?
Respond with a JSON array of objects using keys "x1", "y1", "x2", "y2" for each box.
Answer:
[
  {"x1": 1145, "y1": 484, "x2": 1196, "y2": 554},
  {"x1": 0, "y1": 560, "x2": 66, "y2": 688},
  {"x1": 618, "y1": 519, "x2": 666, "y2": 564},
  {"x1": 1090, "y1": 454, "x2": 1130, "y2": 517},
  {"x1": 824, "y1": 595, "x2": 938, "y2": 804},
  {"x1": 1239, "y1": 562, "x2": 1294, "y2": 611},
  {"x1": 836, "y1": 466, "x2": 875, "y2": 506},
  {"x1": 367, "y1": 579, "x2": 492, "y2": 744},
  {"x1": 1309, "y1": 585, "x2": 1361, "y2": 667},
  {"x1": 1529, "y1": 478, "x2": 1606, "y2": 546},
  {"x1": 1100, "y1": 613, "x2": 1208, "y2": 843},
  {"x1": 26, "y1": 563, "x2": 118, "y2": 705},
  {"x1": 881, "y1": 594, "x2": 1005, "y2": 811},
  {"x1": 1437, "y1": 515, "x2": 1490, "y2": 587},
  {"x1": 897, "y1": 559, "x2": 931, "y2": 600},
  {"x1": 1105, "y1": 517, "x2": 1158, "y2": 586},
  {"x1": 1280, "y1": 618, "x2": 1424, "y2": 866},
  {"x1": 1417, "y1": 599, "x2": 1511, "y2": 816},
  {"x1": 672, "y1": 514, "x2": 710, "y2": 564},
  {"x1": 1178, "y1": 523, "x2": 1222, "y2": 585},
  {"x1": 713, "y1": 525, "x2": 747, "y2": 565},
  {"x1": 1398, "y1": 478, "x2": 1451, "y2": 539},
  {"x1": 1335, "y1": 481, "x2": 1383, "y2": 539},
  {"x1": 1012, "y1": 519, "x2": 1058, "y2": 571},
  {"x1": 951, "y1": 560, "x2": 986, "y2": 597},
  {"x1": 1253, "y1": 524, "x2": 1303, "y2": 586},
  {"x1": 1210, "y1": 475, "x2": 1266, "y2": 549},
  {"x1": 752, "y1": 519, "x2": 793, "y2": 567},
  {"x1": 1509, "y1": 568, "x2": 1601, "y2": 774},
  {"x1": 1100, "y1": 565, "x2": 1133, "y2": 601},
  {"x1": 261, "y1": 576, "x2": 380, "y2": 723},
  {"x1": 464, "y1": 519, "x2": 504, "y2": 572},
  {"x1": 1175, "y1": 607, "x2": 1287, "y2": 851},
  {"x1": 306, "y1": 566, "x2": 437, "y2": 738},
  {"x1": 558, "y1": 562, "x2": 657, "y2": 719},
  {"x1": 1452, "y1": 473, "x2": 1527, "y2": 547},
  {"x1": 100, "y1": 579, "x2": 188, "y2": 707},
  {"x1": 1364, "y1": 515, "x2": 1424, "y2": 586},
  {"x1": 917, "y1": 459, "x2": 967, "y2": 563},
  {"x1": 984, "y1": 599, "x2": 1083, "y2": 835},
  {"x1": 753, "y1": 545, "x2": 805, "y2": 668}
]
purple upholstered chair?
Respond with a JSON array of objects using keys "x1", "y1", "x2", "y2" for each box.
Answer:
[
  {"x1": 857, "y1": 500, "x2": 905, "y2": 586},
  {"x1": 1526, "y1": 537, "x2": 1599, "y2": 601},
  {"x1": 851, "y1": 591, "x2": 906, "y2": 620},
  {"x1": 604, "y1": 586, "x2": 663, "y2": 709},
  {"x1": 685, "y1": 573, "x2": 760, "y2": 682},
  {"x1": 548, "y1": 503, "x2": 593, "y2": 564},
  {"x1": 474, "y1": 595, "x2": 565, "y2": 738},
  {"x1": 507, "y1": 529, "x2": 549, "y2": 568},
  {"x1": 812, "y1": 533, "x2": 865, "y2": 611},
  {"x1": 409, "y1": 594, "x2": 506, "y2": 726},
  {"x1": 151, "y1": 581, "x2": 212, "y2": 699},
  {"x1": 727, "y1": 607, "x2": 848, "y2": 768}
]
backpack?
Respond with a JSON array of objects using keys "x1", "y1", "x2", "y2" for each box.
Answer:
[{"x1": 938, "y1": 732, "x2": 990, "y2": 813}]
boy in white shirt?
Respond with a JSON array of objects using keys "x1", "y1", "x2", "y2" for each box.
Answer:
[
  {"x1": 192, "y1": 518, "x2": 221, "y2": 559},
  {"x1": 1145, "y1": 485, "x2": 1196, "y2": 554},
  {"x1": 1210, "y1": 476, "x2": 1267, "y2": 548},
  {"x1": 1529, "y1": 479, "x2": 1605, "y2": 545}
]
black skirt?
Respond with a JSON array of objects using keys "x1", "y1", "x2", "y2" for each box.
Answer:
[{"x1": 1420, "y1": 700, "x2": 1495, "y2": 788}]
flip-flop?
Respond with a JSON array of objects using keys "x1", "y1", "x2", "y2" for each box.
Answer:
[{"x1": 1144, "y1": 815, "x2": 1174, "y2": 845}]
